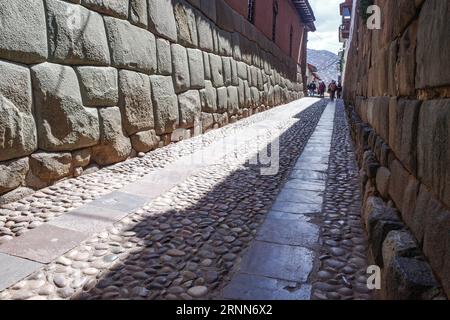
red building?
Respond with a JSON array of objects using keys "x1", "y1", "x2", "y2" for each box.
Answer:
[{"x1": 225, "y1": 0, "x2": 316, "y2": 66}]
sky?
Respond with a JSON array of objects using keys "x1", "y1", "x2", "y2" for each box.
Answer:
[{"x1": 307, "y1": 0, "x2": 344, "y2": 54}]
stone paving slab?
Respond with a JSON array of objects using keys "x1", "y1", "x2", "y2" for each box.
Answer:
[
  {"x1": 277, "y1": 188, "x2": 323, "y2": 204},
  {"x1": 88, "y1": 191, "x2": 150, "y2": 212},
  {"x1": 283, "y1": 179, "x2": 326, "y2": 192},
  {"x1": 222, "y1": 273, "x2": 312, "y2": 300},
  {"x1": 0, "y1": 254, "x2": 43, "y2": 292},
  {"x1": 0, "y1": 224, "x2": 88, "y2": 264},
  {"x1": 271, "y1": 200, "x2": 323, "y2": 215}
]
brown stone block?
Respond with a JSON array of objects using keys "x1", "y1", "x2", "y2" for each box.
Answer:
[
  {"x1": 396, "y1": 20, "x2": 418, "y2": 97},
  {"x1": 388, "y1": 159, "x2": 410, "y2": 210}
]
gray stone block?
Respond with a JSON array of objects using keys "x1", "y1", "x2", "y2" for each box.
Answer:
[
  {"x1": 30, "y1": 152, "x2": 72, "y2": 183},
  {"x1": 171, "y1": 44, "x2": 190, "y2": 93},
  {"x1": 147, "y1": 0, "x2": 177, "y2": 42},
  {"x1": 222, "y1": 57, "x2": 232, "y2": 86},
  {"x1": 174, "y1": 1, "x2": 198, "y2": 48},
  {"x1": 76, "y1": 67, "x2": 118, "y2": 107},
  {"x1": 81, "y1": 0, "x2": 129, "y2": 18},
  {"x1": 187, "y1": 49, "x2": 205, "y2": 89},
  {"x1": 0, "y1": 158, "x2": 29, "y2": 194},
  {"x1": 209, "y1": 54, "x2": 224, "y2": 87},
  {"x1": 156, "y1": 38, "x2": 172, "y2": 75},
  {"x1": 131, "y1": 129, "x2": 159, "y2": 153},
  {"x1": 227, "y1": 86, "x2": 239, "y2": 115},
  {"x1": 196, "y1": 13, "x2": 214, "y2": 52},
  {"x1": 150, "y1": 75, "x2": 179, "y2": 134},
  {"x1": 178, "y1": 90, "x2": 201, "y2": 129},
  {"x1": 129, "y1": 0, "x2": 148, "y2": 28},
  {"x1": 0, "y1": 253, "x2": 42, "y2": 292},
  {"x1": 216, "y1": 87, "x2": 228, "y2": 113},
  {"x1": 199, "y1": 81, "x2": 217, "y2": 113}
]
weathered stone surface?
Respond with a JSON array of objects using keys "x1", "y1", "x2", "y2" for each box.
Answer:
[
  {"x1": 129, "y1": 0, "x2": 147, "y2": 28},
  {"x1": 171, "y1": 44, "x2": 190, "y2": 93},
  {"x1": 81, "y1": 0, "x2": 129, "y2": 19},
  {"x1": 201, "y1": 112, "x2": 214, "y2": 131},
  {"x1": 0, "y1": 158, "x2": 29, "y2": 194},
  {"x1": 210, "y1": 54, "x2": 224, "y2": 87},
  {"x1": 0, "y1": 62, "x2": 37, "y2": 162},
  {"x1": 150, "y1": 76, "x2": 179, "y2": 134},
  {"x1": 0, "y1": 187, "x2": 34, "y2": 205},
  {"x1": 196, "y1": 14, "x2": 214, "y2": 52},
  {"x1": 376, "y1": 166, "x2": 391, "y2": 199},
  {"x1": 31, "y1": 63, "x2": 100, "y2": 151},
  {"x1": 388, "y1": 98, "x2": 421, "y2": 175},
  {"x1": 222, "y1": 57, "x2": 232, "y2": 86},
  {"x1": 104, "y1": 17, "x2": 156, "y2": 74},
  {"x1": 417, "y1": 99, "x2": 450, "y2": 208},
  {"x1": 200, "y1": 81, "x2": 217, "y2": 113},
  {"x1": 178, "y1": 90, "x2": 201, "y2": 129},
  {"x1": 72, "y1": 149, "x2": 91, "y2": 168},
  {"x1": 231, "y1": 59, "x2": 239, "y2": 86},
  {"x1": 217, "y1": 87, "x2": 228, "y2": 113},
  {"x1": 237, "y1": 62, "x2": 248, "y2": 80},
  {"x1": 218, "y1": 30, "x2": 233, "y2": 56},
  {"x1": 396, "y1": 21, "x2": 417, "y2": 96},
  {"x1": 200, "y1": 0, "x2": 216, "y2": 23},
  {"x1": 382, "y1": 230, "x2": 420, "y2": 268},
  {"x1": 46, "y1": 0, "x2": 110, "y2": 65},
  {"x1": 187, "y1": 49, "x2": 205, "y2": 89},
  {"x1": 227, "y1": 87, "x2": 239, "y2": 115},
  {"x1": 0, "y1": 0, "x2": 47, "y2": 64},
  {"x1": 156, "y1": 38, "x2": 172, "y2": 76},
  {"x1": 118, "y1": 70, "x2": 154, "y2": 135},
  {"x1": 147, "y1": 0, "x2": 177, "y2": 42},
  {"x1": 131, "y1": 130, "x2": 159, "y2": 153},
  {"x1": 92, "y1": 107, "x2": 132, "y2": 165},
  {"x1": 203, "y1": 52, "x2": 211, "y2": 80},
  {"x1": 388, "y1": 159, "x2": 411, "y2": 210},
  {"x1": 29, "y1": 152, "x2": 72, "y2": 182},
  {"x1": 76, "y1": 67, "x2": 118, "y2": 107},
  {"x1": 416, "y1": 0, "x2": 450, "y2": 88},
  {"x1": 174, "y1": 1, "x2": 198, "y2": 48},
  {"x1": 383, "y1": 256, "x2": 440, "y2": 300}
]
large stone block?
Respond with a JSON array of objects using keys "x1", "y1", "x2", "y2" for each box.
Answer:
[
  {"x1": 171, "y1": 44, "x2": 190, "y2": 93},
  {"x1": 75, "y1": 67, "x2": 118, "y2": 107},
  {"x1": 0, "y1": 61, "x2": 37, "y2": 162},
  {"x1": 417, "y1": 99, "x2": 450, "y2": 208},
  {"x1": 218, "y1": 30, "x2": 233, "y2": 56},
  {"x1": 150, "y1": 76, "x2": 179, "y2": 134},
  {"x1": 237, "y1": 62, "x2": 248, "y2": 80},
  {"x1": 0, "y1": 0, "x2": 47, "y2": 64},
  {"x1": 31, "y1": 63, "x2": 100, "y2": 151},
  {"x1": 0, "y1": 158, "x2": 29, "y2": 194},
  {"x1": 200, "y1": 0, "x2": 216, "y2": 23},
  {"x1": 104, "y1": 17, "x2": 157, "y2": 74},
  {"x1": 131, "y1": 130, "x2": 159, "y2": 153},
  {"x1": 227, "y1": 86, "x2": 239, "y2": 115},
  {"x1": 91, "y1": 107, "x2": 132, "y2": 165},
  {"x1": 147, "y1": 0, "x2": 177, "y2": 42},
  {"x1": 157, "y1": 38, "x2": 172, "y2": 76},
  {"x1": 388, "y1": 159, "x2": 411, "y2": 211},
  {"x1": 396, "y1": 21, "x2": 417, "y2": 96},
  {"x1": 210, "y1": 54, "x2": 224, "y2": 87},
  {"x1": 174, "y1": 1, "x2": 198, "y2": 48},
  {"x1": 29, "y1": 152, "x2": 72, "y2": 182},
  {"x1": 196, "y1": 13, "x2": 214, "y2": 52},
  {"x1": 129, "y1": 0, "x2": 148, "y2": 28},
  {"x1": 222, "y1": 57, "x2": 232, "y2": 86},
  {"x1": 199, "y1": 81, "x2": 217, "y2": 113},
  {"x1": 178, "y1": 90, "x2": 201, "y2": 129},
  {"x1": 46, "y1": 0, "x2": 110, "y2": 65},
  {"x1": 187, "y1": 49, "x2": 205, "y2": 89},
  {"x1": 216, "y1": 87, "x2": 228, "y2": 113},
  {"x1": 231, "y1": 59, "x2": 239, "y2": 86},
  {"x1": 388, "y1": 98, "x2": 421, "y2": 175},
  {"x1": 118, "y1": 70, "x2": 154, "y2": 136},
  {"x1": 81, "y1": 0, "x2": 129, "y2": 19},
  {"x1": 416, "y1": 0, "x2": 450, "y2": 88},
  {"x1": 382, "y1": 230, "x2": 420, "y2": 268},
  {"x1": 203, "y1": 52, "x2": 211, "y2": 81}
]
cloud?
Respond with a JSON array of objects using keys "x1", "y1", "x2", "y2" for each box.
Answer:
[{"x1": 308, "y1": 0, "x2": 343, "y2": 53}]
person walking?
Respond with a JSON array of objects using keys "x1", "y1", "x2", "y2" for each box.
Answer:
[
  {"x1": 319, "y1": 81, "x2": 326, "y2": 98},
  {"x1": 328, "y1": 80, "x2": 337, "y2": 101},
  {"x1": 336, "y1": 81, "x2": 343, "y2": 99}
]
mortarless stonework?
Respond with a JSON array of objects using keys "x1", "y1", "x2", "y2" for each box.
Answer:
[{"x1": 0, "y1": 0, "x2": 306, "y2": 202}]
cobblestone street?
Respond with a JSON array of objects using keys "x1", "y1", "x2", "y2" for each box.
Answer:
[{"x1": 0, "y1": 98, "x2": 374, "y2": 300}]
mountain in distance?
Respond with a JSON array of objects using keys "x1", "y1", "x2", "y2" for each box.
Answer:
[{"x1": 307, "y1": 48, "x2": 341, "y2": 84}]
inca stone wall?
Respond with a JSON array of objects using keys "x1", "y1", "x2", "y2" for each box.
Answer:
[
  {"x1": 0, "y1": 0, "x2": 305, "y2": 202},
  {"x1": 343, "y1": 0, "x2": 449, "y2": 299}
]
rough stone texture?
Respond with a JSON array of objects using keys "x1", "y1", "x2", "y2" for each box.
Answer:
[
  {"x1": 30, "y1": 152, "x2": 72, "y2": 183},
  {"x1": 0, "y1": 158, "x2": 29, "y2": 194},
  {"x1": 46, "y1": 0, "x2": 110, "y2": 66},
  {"x1": 72, "y1": 149, "x2": 91, "y2": 168},
  {"x1": 147, "y1": 0, "x2": 177, "y2": 42},
  {"x1": 178, "y1": 90, "x2": 201, "y2": 129},
  {"x1": 118, "y1": 70, "x2": 154, "y2": 136},
  {"x1": 150, "y1": 76, "x2": 179, "y2": 135},
  {"x1": 104, "y1": 17, "x2": 156, "y2": 74},
  {"x1": 156, "y1": 38, "x2": 172, "y2": 76},
  {"x1": 187, "y1": 49, "x2": 205, "y2": 89},
  {"x1": 376, "y1": 167, "x2": 391, "y2": 199},
  {"x1": 210, "y1": 54, "x2": 224, "y2": 88},
  {"x1": 199, "y1": 81, "x2": 217, "y2": 113},
  {"x1": 217, "y1": 87, "x2": 228, "y2": 113},
  {"x1": 227, "y1": 87, "x2": 239, "y2": 115},
  {"x1": 174, "y1": 1, "x2": 198, "y2": 48},
  {"x1": 417, "y1": 99, "x2": 450, "y2": 209},
  {"x1": 382, "y1": 230, "x2": 421, "y2": 268},
  {"x1": 81, "y1": 0, "x2": 129, "y2": 19},
  {"x1": 0, "y1": 62, "x2": 37, "y2": 162},
  {"x1": 171, "y1": 44, "x2": 191, "y2": 93},
  {"x1": 91, "y1": 107, "x2": 132, "y2": 165},
  {"x1": 131, "y1": 130, "x2": 159, "y2": 153},
  {"x1": 129, "y1": 0, "x2": 148, "y2": 28},
  {"x1": 415, "y1": 0, "x2": 450, "y2": 89},
  {"x1": 196, "y1": 14, "x2": 214, "y2": 52},
  {"x1": 76, "y1": 67, "x2": 118, "y2": 107},
  {"x1": 200, "y1": 0, "x2": 216, "y2": 23},
  {"x1": 31, "y1": 63, "x2": 100, "y2": 152},
  {"x1": 0, "y1": 0, "x2": 47, "y2": 64}
]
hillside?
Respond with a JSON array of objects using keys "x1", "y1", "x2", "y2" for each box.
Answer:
[{"x1": 307, "y1": 49, "x2": 341, "y2": 84}]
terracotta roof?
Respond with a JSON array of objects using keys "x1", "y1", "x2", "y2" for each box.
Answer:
[{"x1": 291, "y1": 0, "x2": 316, "y2": 31}]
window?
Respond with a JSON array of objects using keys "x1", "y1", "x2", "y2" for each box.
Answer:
[
  {"x1": 289, "y1": 25, "x2": 293, "y2": 56},
  {"x1": 248, "y1": 0, "x2": 256, "y2": 24},
  {"x1": 272, "y1": 1, "x2": 279, "y2": 42}
]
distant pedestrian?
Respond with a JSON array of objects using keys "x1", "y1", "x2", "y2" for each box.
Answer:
[
  {"x1": 318, "y1": 81, "x2": 326, "y2": 98},
  {"x1": 308, "y1": 82, "x2": 317, "y2": 97},
  {"x1": 328, "y1": 80, "x2": 337, "y2": 101},
  {"x1": 336, "y1": 81, "x2": 343, "y2": 99}
]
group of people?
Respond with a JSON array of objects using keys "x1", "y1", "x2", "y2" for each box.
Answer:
[{"x1": 307, "y1": 80, "x2": 342, "y2": 101}]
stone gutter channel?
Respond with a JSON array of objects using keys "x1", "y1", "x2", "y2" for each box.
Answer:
[{"x1": 0, "y1": 98, "x2": 328, "y2": 300}]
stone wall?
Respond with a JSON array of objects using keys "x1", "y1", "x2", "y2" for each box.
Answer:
[
  {"x1": 0, "y1": 0, "x2": 306, "y2": 203},
  {"x1": 343, "y1": 0, "x2": 449, "y2": 299}
]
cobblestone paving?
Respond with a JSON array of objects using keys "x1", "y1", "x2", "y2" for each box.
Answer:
[
  {"x1": 0, "y1": 100, "x2": 327, "y2": 300},
  {"x1": 310, "y1": 100, "x2": 373, "y2": 300},
  {"x1": 0, "y1": 104, "x2": 300, "y2": 241}
]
